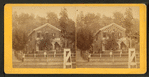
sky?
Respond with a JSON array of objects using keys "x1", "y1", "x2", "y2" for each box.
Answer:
[{"x1": 12, "y1": 6, "x2": 139, "y2": 21}]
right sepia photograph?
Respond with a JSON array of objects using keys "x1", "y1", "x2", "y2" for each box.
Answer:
[{"x1": 76, "y1": 6, "x2": 140, "y2": 68}]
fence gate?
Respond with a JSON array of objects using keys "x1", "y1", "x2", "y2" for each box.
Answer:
[
  {"x1": 63, "y1": 48, "x2": 72, "y2": 68},
  {"x1": 128, "y1": 48, "x2": 137, "y2": 68}
]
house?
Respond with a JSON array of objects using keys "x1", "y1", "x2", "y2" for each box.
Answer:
[
  {"x1": 92, "y1": 23, "x2": 129, "y2": 53},
  {"x1": 26, "y1": 23, "x2": 62, "y2": 53}
]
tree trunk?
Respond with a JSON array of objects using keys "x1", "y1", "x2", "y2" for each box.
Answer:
[{"x1": 65, "y1": 39, "x2": 67, "y2": 48}]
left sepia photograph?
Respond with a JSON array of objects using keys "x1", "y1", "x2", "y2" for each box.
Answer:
[{"x1": 12, "y1": 6, "x2": 76, "y2": 68}]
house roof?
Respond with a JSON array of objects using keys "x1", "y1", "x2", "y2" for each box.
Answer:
[
  {"x1": 28, "y1": 23, "x2": 61, "y2": 36},
  {"x1": 94, "y1": 23, "x2": 126, "y2": 37}
]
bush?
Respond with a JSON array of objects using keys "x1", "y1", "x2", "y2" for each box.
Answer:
[
  {"x1": 77, "y1": 27, "x2": 93, "y2": 51},
  {"x1": 77, "y1": 26, "x2": 93, "y2": 59},
  {"x1": 14, "y1": 50, "x2": 23, "y2": 61},
  {"x1": 12, "y1": 28, "x2": 28, "y2": 53}
]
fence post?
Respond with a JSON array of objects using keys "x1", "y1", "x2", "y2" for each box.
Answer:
[
  {"x1": 34, "y1": 54, "x2": 36, "y2": 58},
  {"x1": 100, "y1": 53, "x2": 102, "y2": 58},
  {"x1": 63, "y1": 48, "x2": 72, "y2": 68},
  {"x1": 54, "y1": 50, "x2": 56, "y2": 57},
  {"x1": 128, "y1": 48, "x2": 137, "y2": 68},
  {"x1": 120, "y1": 51, "x2": 122, "y2": 57},
  {"x1": 110, "y1": 51, "x2": 112, "y2": 57},
  {"x1": 113, "y1": 54, "x2": 114, "y2": 62}
]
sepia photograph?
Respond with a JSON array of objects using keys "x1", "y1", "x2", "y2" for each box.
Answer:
[
  {"x1": 12, "y1": 6, "x2": 140, "y2": 69},
  {"x1": 76, "y1": 6, "x2": 140, "y2": 68},
  {"x1": 12, "y1": 6, "x2": 76, "y2": 68}
]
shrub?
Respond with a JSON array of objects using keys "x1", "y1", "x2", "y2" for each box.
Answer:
[{"x1": 12, "y1": 28, "x2": 28, "y2": 53}]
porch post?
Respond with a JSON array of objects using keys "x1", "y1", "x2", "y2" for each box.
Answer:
[
  {"x1": 52, "y1": 42, "x2": 55, "y2": 50},
  {"x1": 118, "y1": 43, "x2": 121, "y2": 49},
  {"x1": 36, "y1": 42, "x2": 39, "y2": 52},
  {"x1": 102, "y1": 44, "x2": 105, "y2": 52}
]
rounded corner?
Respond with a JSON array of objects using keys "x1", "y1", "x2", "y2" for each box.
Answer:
[
  {"x1": 141, "y1": 3, "x2": 147, "y2": 8},
  {"x1": 141, "y1": 69, "x2": 147, "y2": 74},
  {"x1": 4, "y1": 4, "x2": 9, "y2": 8},
  {"x1": 4, "y1": 68, "x2": 9, "y2": 74}
]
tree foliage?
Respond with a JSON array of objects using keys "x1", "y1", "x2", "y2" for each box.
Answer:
[
  {"x1": 12, "y1": 28, "x2": 28, "y2": 52},
  {"x1": 46, "y1": 12, "x2": 60, "y2": 28},
  {"x1": 76, "y1": 12, "x2": 101, "y2": 33},
  {"x1": 113, "y1": 12, "x2": 125, "y2": 27},
  {"x1": 77, "y1": 26, "x2": 93, "y2": 51},
  {"x1": 59, "y1": 8, "x2": 75, "y2": 47},
  {"x1": 100, "y1": 15, "x2": 113, "y2": 27},
  {"x1": 124, "y1": 8, "x2": 134, "y2": 36}
]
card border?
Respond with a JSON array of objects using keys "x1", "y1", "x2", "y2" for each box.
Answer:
[{"x1": 4, "y1": 4, "x2": 147, "y2": 74}]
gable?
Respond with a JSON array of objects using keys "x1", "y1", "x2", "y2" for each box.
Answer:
[
  {"x1": 94, "y1": 23, "x2": 126, "y2": 37},
  {"x1": 100, "y1": 23, "x2": 126, "y2": 31},
  {"x1": 28, "y1": 23, "x2": 61, "y2": 36},
  {"x1": 34, "y1": 23, "x2": 61, "y2": 31},
  {"x1": 101, "y1": 24, "x2": 125, "y2": 33}
]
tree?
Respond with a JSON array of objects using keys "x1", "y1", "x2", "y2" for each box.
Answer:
[
  {"x1": 113, "y1": 12, "x2": 125, "y2": 27},
  {"x1": 124, "y1": 8, "x2": 133, "y2": 36},
  {"x1": 13, "y1": 12, "x2": 37, "y2": 34},
  {"x1": 76, "y1": 11, "x2": 85, "y2": 29},
  {"x1": 131, "y1": 18, "x2": 139, "y2": 34},
  {"x1": 66, "y1": 19, "x2": 75, "y2": 43},
  {"x1": 76, "y1": 12, "x2": 101, "y2": 34},
  {"x1": 12, "y1": 28, "x2": 28, "y2": 53},
  {"x1": 46, "y1": 12, "x2": 60, "y2": 28},
  {"x1": 59, "y1": 8, "x2": 75, "y2": 48},
  {"x1": 59, "y1": 8, "x2": 69, "y2": 48},
  {"x1": 77, "y1": 26, "x2": 93, "y2": 52},
  {"x1": 12, "y1": 11, "x2": 19, "y2": 29},
  {"x1": 100, "y1": 15, "x2": 113, "y2": 27},
  {"x1": 84, "y1": 13, "x2": 101, "y2": 33},
  {"x1": 84, "y1": 13, "x2": 97, "y2": 25},
  {"x1": 35, "y1": 15, "x2": 47, "y2": 26}
]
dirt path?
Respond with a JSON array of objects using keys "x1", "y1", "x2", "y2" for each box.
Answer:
[{"x1": 76, "y1": 50, "x2": 88, "y2": 63}]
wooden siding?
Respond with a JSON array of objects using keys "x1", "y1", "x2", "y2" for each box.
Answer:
[
  {"x1": 93, "y1": 23, "x2": 125, "y2": 53},
  {"x1": 27, "y1": 24, "x2": 61, "y2": 52}
]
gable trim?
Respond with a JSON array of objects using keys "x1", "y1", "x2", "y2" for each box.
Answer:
[
  {"x1": 28, "y1": 23, "x2": 61, "y2": 36},
  {"x1": 94, "y1": 23, "x2": 126, "y2": 37},
  {"x1": 99, "y1": 23, "x2": 126, "y2": 31}
]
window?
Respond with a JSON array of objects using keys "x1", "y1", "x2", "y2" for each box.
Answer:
[
  {"x1": 96, "y1": 35, "x2": 98, "y2": 41},
  {"x1": 30, "y1": 37, "x2": 32, "y2": 41},
  {"x1": 45, "y1": 32, "x2": 49, "y2": 36},
  {"x1": 37, "y1": 31, "x2": 41, "y2": 38},
  {"x1": 52, "y1": 33, "x2": 55, "y2": 36},
  {"x1": 118, "y1": 33, "x2": 122, "y2": 38},
  {"x1": 103, "y1": 32, "x2": 106, "y2": 38}
]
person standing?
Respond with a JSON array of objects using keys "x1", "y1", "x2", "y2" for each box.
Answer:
[
  {"x1": 44, "y1": 51, "x2": 47, "y2": 57},
  {"x1": 22, "y1": 53, "x2": 25, "y2": 62}
]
